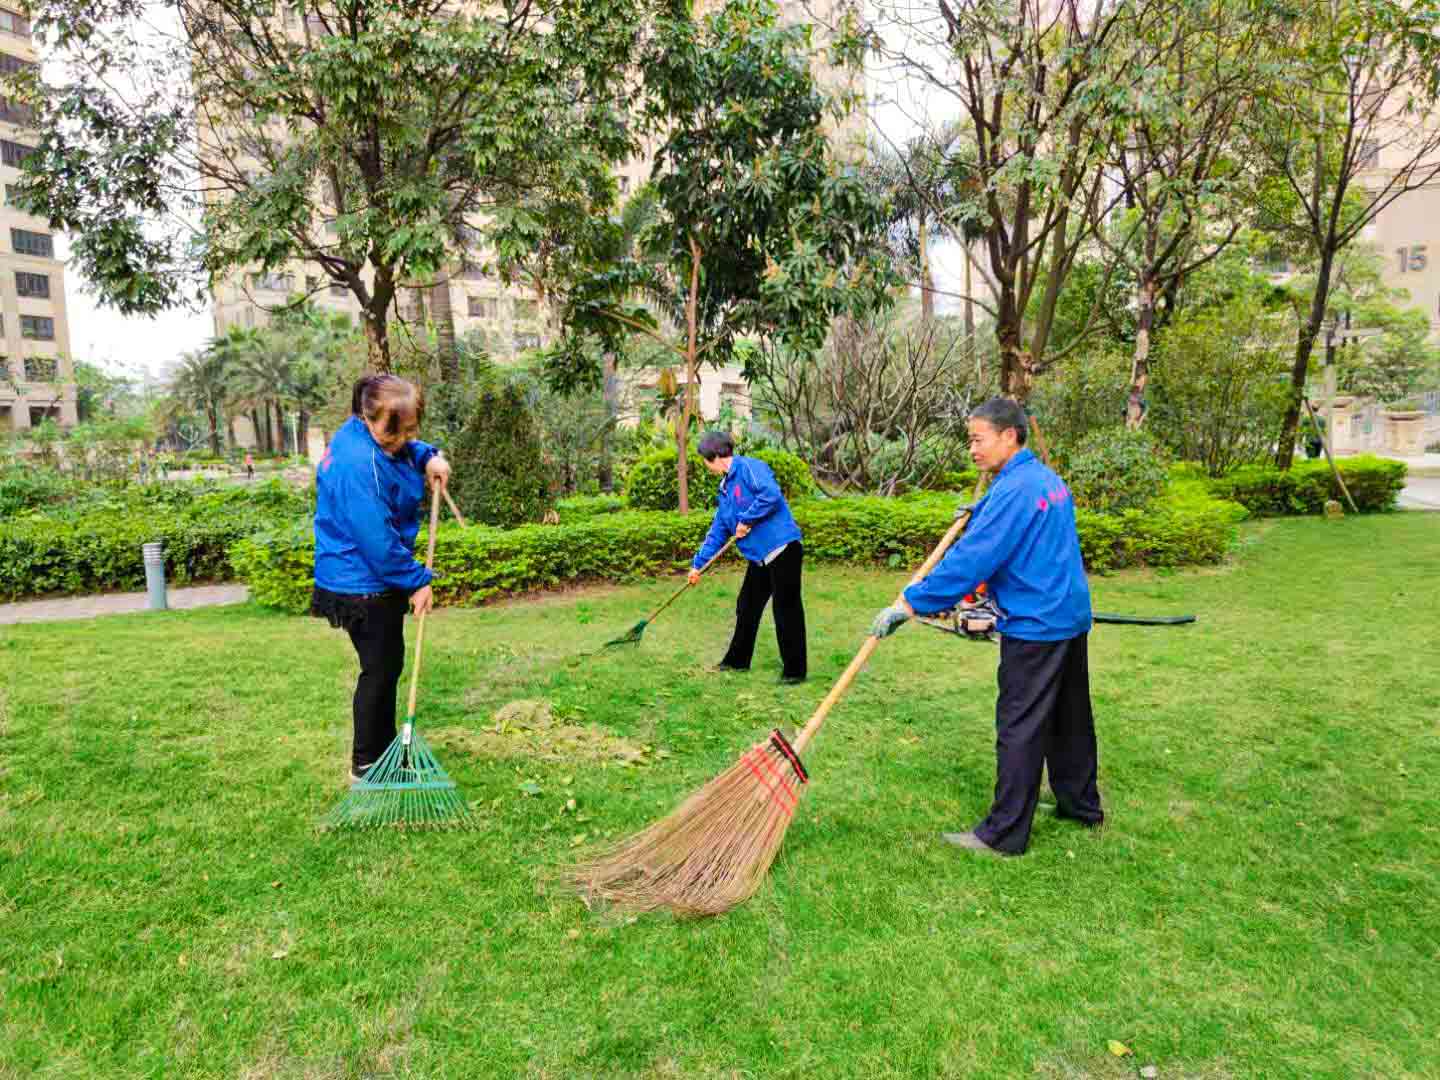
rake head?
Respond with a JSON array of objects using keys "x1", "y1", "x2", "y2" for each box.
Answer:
[
  {"x1": 603, "y1": 619, "x2": 649, "y2": 648},
  {"x1": 564, "y1": 729, "x2": 809, "y2": 917},
  {"x1": 321, "y1": 721, "x2": 471, "y2": 831}
]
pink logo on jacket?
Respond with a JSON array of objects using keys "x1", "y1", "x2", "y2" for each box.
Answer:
[{"x1": 1036, "y1": 484, "x2": 1070, "y2": 512}]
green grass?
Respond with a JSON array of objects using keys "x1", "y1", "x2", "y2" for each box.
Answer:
[{"x1": 2, "y1": 515, "x2": 1438, "y2": 1079}]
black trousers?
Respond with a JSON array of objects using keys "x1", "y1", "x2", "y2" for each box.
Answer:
[
  {"x1": 974, "y1": 633, "x2": 1103, "y2": 854},
  {"x1": 344, "y1": 594, "x2": 409, "y2": 770},
  {"x1": 720, "y1": 542, "x2": 807, "y2": 680}
]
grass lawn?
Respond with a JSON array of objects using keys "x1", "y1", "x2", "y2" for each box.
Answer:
[{"x1": 3, "y1": 514, "x2": 1437, "y2": 1079}]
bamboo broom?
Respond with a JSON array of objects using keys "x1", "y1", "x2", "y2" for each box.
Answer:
[{"x1": 564, "y1": 491, "x2": 984, "y2": 916}]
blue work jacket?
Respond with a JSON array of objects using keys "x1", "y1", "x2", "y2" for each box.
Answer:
[
  {"x1": 904, "y1": 448, "x2": 1092, "y2": 642},
  {"x1": 313, "y1": 416, "x2": 439, "y2": 595},
  {"x1": 693, "y1": 455, "x2": 803, "y2": 568}
]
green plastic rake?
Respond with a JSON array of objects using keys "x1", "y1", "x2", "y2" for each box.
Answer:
[
  {"x1": 603, "y1": 535, "x2": 737, "y2": 648},
  {"x1": 323, "y1": 486, "x2": 471, "y2": 831}
]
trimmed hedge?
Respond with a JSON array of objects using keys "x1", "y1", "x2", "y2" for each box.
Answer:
[
  {"x1": 237, "y1": 491, "x2": 1246, "y2": 613},
  {"x1": 1206, "y1": 455, "x2": 1405, "y2": 515},
  {"x1": 0, "y1": 481, "x2": 312, "y2": 601},
  {"x1": 625, "y1": 446, "x2": 814, "y2": 511}
]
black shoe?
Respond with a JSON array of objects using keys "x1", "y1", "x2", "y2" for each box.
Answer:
[
  {"x1": 940, "y1": 830, "x2": 1007, "y2": 856},
  {"x1": 713, "y1": 662, "x2": 749, "y2": 673},
  {"x1": 349, "y1": 763, "x2": 373, "y2": 784},
  {"x1": 778, "y1": 674, "x2": 807, "y2": 685}
]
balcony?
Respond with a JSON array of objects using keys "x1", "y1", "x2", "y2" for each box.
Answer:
[{"x1": 23, "y1": 356, "x2": 58, "y2": 383}]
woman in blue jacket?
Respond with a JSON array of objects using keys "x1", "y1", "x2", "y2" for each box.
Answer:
[
  {"x1": 688, "y1": 431, "x2": 807, "y2": 684},
  {"x1": 310, "y1": 374, "x2": 451, "y2": 780}
]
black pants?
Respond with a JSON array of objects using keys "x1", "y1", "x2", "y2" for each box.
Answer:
[
  {"x1": 974, "y1": 633, "x2": 1103, "y2": 854},
  {"x1": 720, "y1": 542, "x2": 807, "y2": 680},
  {"x1": 344, "y1": 594, "x2": 409, "y2": 770}
]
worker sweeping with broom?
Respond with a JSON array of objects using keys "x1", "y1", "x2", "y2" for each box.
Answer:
[
  {"x1": 870, "y1": 398, "x2": 1103, "y2": 856},
  {"x1": 310, "y1": 374, "x2": 451, "y2": 783},
  {"x1": 688, "y1": 431, "x2": 807, "y2": 684}
]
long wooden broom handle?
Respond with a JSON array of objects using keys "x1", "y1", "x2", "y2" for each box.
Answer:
[
  {"x1": 792, "y1": 475, "x2": 990, "y2": 755},
  {"x1": 642, "y1": 535, "x2": 738, "y2": 624},
  {"x1": 404, "y1": 484, "x2": 444, "y2": 720}
]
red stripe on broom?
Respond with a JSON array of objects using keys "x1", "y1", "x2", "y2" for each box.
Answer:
[{"x1": 741, "y1": 750, "x2": 795, "y2": 816}]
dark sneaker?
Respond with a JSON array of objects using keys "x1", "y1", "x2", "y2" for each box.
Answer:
[
  {"x1": 713, "y1": 662, "x2": 749, "y2": 673},
  {"x1": 778, "y1": 674, "x2": 807, "y2": 685},
  {"x1": 940, "y1": 830, "x2": 1006, "y2": 856},
  {"x1": 349, "y1": 764, "x2": 373, "y2": 784}
]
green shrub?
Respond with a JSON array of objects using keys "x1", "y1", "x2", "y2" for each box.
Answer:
[
  {"x1": 237, "y1": 488, "x2": 1243, "y2": 613},
  {"x1": 624, "y1": 447, "x2": 814, "y2": 511},
  {"x1": 1206, "y1": 455, "x2": 1405, "y2": 515},
  {"x1": 1065, "y1": 428, "x2": 1169, "y2": 513},
  {"x1": 0, "y1": 480, "x2": 311, "y2": 601},
  {"x1": 556, "y1": 494, "x2": 627, "y2": 523},
  {"x1": 448, "y1": 381, "x2": 555, "y2": 527}
]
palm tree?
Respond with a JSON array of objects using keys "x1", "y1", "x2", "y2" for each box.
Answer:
[{"x1": 170, "y1": 348, "x2": 230, "y2": 456}]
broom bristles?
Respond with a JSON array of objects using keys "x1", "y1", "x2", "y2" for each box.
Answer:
[
  {"x1": 603, "y1": 619, "x2": 648, "y2": 648},
  {"x1": 321, "y1": 724, "x2": 472, "y2": 831},
  {"x1": 564, "y1": 731, "x2": 808, "y2": 916}
]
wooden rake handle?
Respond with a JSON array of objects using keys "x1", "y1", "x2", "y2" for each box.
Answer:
[
  {"x1": 642, "y1": 535, "x2": 738, "y2": 626},
  {"x1": 792, "y1": 476, "x2": 989, "y2": 755},
  {"x1": 404, "y1": 484, "x2": 444, "y2": 721}
]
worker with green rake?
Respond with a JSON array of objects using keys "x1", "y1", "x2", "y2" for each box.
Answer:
[
  {"x1": 689, "y1": 431, "x2": 808, "y2": 684},
  {"x1": 870, "y1": 398, "x2": 1104, "y2": 856},
  {"x1": 310, "y1": 374, "x2": 451, "y2": 783}
]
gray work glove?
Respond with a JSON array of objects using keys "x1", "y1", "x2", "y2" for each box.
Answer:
[{"x1": 870, "y1": 605, "x2": 911, "y2": 638}]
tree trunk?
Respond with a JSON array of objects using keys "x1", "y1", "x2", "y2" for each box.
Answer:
[
  {"x1": 298, "y1": 409, "x2": 310, "y2": 457},
  {"x1": 1127, "y1": 277, "x2": 1157, "y2": 430},
  {"x1": 997, "y1": 305, "x2": 1034, "y2": 402},
  {"x1": 362, "y1": 280, "x2": 395, "y2": 373},
  {"x1": 963, "y1": 240, "x2": 975, "y2": 368},
  {"x1": 1277, "y1": 250, "x2": 1333, "y2": 470},
  {"x1": 208, "y1": 406, "x2": 222, "y2": 457},
  {"x1": 918, "y1": 212, "x2": 934, "y2": 322},
  {"x1": 676, "y1": 237, "x2": 702, "y2": 515},
  {"x1": 598, "y1": 351, "x2": 618, "y2": 492}
]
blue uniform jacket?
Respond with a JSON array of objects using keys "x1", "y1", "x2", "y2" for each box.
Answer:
[
  {"x1": 692, "y1": 455, "x2": 803, "y2": 568},
  {"x1": 904, "y1": 448, "x2": 1091, "y2": 642},
  {"x1": 313, "y1": 416, "x2": 440, "y2": 595}
]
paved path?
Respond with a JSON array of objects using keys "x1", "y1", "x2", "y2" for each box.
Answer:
[
  {"x1": 0, "y1": 584, "x2": 250, "y2": 625},
  {"x1": 1399, "y1": 476, "x2": 1440, "y2": 511}
]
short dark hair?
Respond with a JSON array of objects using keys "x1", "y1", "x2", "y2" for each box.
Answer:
[
  {"x1": 969, "y1": 398, "x2": 1028, "y2": 445},
  {"x1": 352, "y1": 374, "x2": 424, "y2": 438},
  {"x1": 697, "y1": 431, "x2": 735, "y2": 461}
]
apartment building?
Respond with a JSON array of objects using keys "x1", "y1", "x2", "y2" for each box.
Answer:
[{"x1": 0, "y1": 6, "x2": 76, "y2": 432}]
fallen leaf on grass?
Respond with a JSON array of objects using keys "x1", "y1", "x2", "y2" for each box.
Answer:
[
  {"x1": 1107, "y1": 1040, "x2": 1131, "y2": 1057},
  {"x1": 270, "y1": 950, "x2": 288, "y2": 960}
]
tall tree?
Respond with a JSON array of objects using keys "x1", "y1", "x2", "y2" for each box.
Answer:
[
  {"x1": 1245, "y1": 0, "x2": 1440, "y2": 468},
  {"x1": 537, "y1": 0, "x2": 895, "y2": 512},
  {"x1": 856, "y1": 0, "x2": 1158, "y2": 399},
  {"x1": 15, "y1": 0, "x2": 669, "y2": 372},
  {"x1": 170, "y1": 349, "x2": 231, "y2": 455},
  {"x1": 1095, "y1": 0, "x2": 1269, "y2": 428}
]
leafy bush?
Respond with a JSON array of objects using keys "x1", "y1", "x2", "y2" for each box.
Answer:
[
  {"x1": 1206, "y1": 455, "x2": 1405, "y2": 515},
  {"x1": 624, "y1": 447, "x2": 814, "y2": 511},
  {"x1": 1065, "y1": 428, "x2": 1168, "y2": 513},
  {"x1": 0, "y1": 463, "x2": 84, "y2": 517},
  {"x1": 556, "y1": 494, "x2": 627, "y2": 523},
  {"x1": 237, "y1": 488, "x2": 1243, "y2": 613},
  {"x1": 0, "y1": 480, "x2": 311, "y2": 601},
  {"x1": 448, "y1": 381, "x2": 555, "y2": 527}
]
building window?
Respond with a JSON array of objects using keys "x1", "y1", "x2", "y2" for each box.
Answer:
[
  {"x1": 0, "y1": 53, "x2": 35, "y2": 76},
  {"x1": 1, "y1": 139, "x2": 35, "y2": 168},
  {"x1": 20, "y1": 314, "x2": 54, "y2": 340},
  {"x1": 23, "y1": 355, "x2": 57, "y2": 382},
  {"x1": 0, "y1": 10, "x2": 32, "y2": 38},
  {"x1": 514, "y1": 299, "x2": 539, "y2": 322},
  {"x1": 467, "y1": 295, "x2": 498, "y2": 319},
  {"x1": 305, "y1": 274, "x2": 319, "y2": 292},
  {"x1": 10, "y1": 228, "x2": 52, "y2": 257},
  {"x1": 0, "y1": 97, "x2": 31, "y2": 125},
  {"x1": 248, "y1": 271, "x2": 294, "y2": 292},
  {"x1": 618, "y1": 175, "x2": 630, "y2": 194},
  {"x1": 460, "y1": 265, "x2": 487, "y2": 281},
  {"x1": 15, "y1": 270, "x2": 48, "y2": 298},
  {"x1": 513, "y1": 331, "x2": 541, "y2": 351},
  {"x1": 1356, "y1": 140, "x2": 1380, "y2": 170}
]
